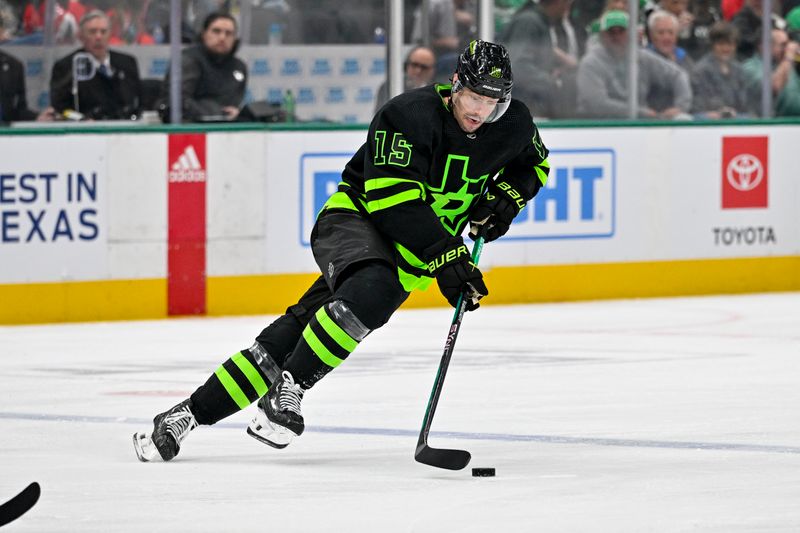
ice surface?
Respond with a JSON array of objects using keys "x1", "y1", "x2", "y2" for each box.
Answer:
[{"x1": 1, "y1": 293, "x2": 799, "y2": 532}]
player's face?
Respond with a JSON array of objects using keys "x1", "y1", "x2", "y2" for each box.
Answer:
[
  {"x1": 203, "y1": 18, "x2": 237, "y2": 55},
  {"x1": 451, "y1": 86, "x2": 499, "y2": 133}
]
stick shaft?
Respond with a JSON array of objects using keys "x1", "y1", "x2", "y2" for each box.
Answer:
[{"x1": 417, "y1": 236, "x2": 485, "y2": 447}]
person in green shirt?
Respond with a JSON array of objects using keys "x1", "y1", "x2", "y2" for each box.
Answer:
[{"x1": 742, "y1": 27, "x2": 800, "y2": 117}]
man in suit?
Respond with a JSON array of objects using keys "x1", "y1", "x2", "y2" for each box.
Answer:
[
  {"x1": 50, "y1": 10, "x2": 142, "y2": 120},
  {"x1": 0, "y1": 49, "x2": 55, "y2": 123}
]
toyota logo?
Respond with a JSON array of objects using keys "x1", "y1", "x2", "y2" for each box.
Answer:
[{"x1": 726, "y1": 153, "x2": 764, "y2": 191}]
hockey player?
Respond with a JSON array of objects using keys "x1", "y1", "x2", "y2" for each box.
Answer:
[{"x1": 133, "y1": 39, "x2": 550, "y2": 462}]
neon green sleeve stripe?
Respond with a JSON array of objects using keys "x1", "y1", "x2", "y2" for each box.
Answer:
[
  {"x1": 315, "y1": 307, "x2": 358, "y2": 352},
  {"x1": 367, "y1": 189, "x2": 422, "y2": 212},
  {"x1": 214, "y1": 366, "x2": 251, "y2": 409},
  {"x1": 535, "y1": 166, "x2": 549, "y2": 186},
  {"x1": 395, "y1": 242, "x2": 425, "y2": 270},
  {"x1": 232, "y1": 352, "x2": 268, "y2": 397},
  {"x1": 303, "y1": 327, "x2": 344, "y2": 369}
]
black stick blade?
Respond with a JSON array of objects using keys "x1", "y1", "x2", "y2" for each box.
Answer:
[
  {"x1": 0, "y1": 481, "x2": 41, "y2": 527},
  {"x1": 415, "y1": 444, "x2": 472, "y2": 471}
]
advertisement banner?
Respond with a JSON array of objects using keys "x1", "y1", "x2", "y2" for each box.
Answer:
[
  {"x1": 721, "y1": 136, "x2": 768, "y2": 209},
  {"x1": 168, "y1": 133, "x2": 207, "y2": 315},
  {"x1": 0, "y1": 136, "x2": 107, "y2": 283}
]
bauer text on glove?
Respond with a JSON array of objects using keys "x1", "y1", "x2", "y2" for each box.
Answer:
[
  {"x1": 469, "y1": 180, "x2": 527, "y2": 242},
  {"x1": 424, "y1": 237, "x2": 488, "y2": 311}
]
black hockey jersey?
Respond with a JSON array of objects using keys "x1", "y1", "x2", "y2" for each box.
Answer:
[{"x1": 326, "y1": 84, "x2": 550, "y2": 292}]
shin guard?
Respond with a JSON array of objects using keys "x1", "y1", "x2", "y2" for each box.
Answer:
[
  {"x1": 189, "y1": 343, "x2": 281, "y2": 425},
  {"x1": 284, "y1": 300, "x2": 370, "y2": 389}
]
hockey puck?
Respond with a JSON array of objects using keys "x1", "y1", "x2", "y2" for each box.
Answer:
[{"x1": 471, "y1": 467, "x2": 495, "y2": 477}]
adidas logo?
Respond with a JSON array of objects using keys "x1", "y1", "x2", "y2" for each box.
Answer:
[{"x1": 168, "y1": 145, "x2": 206, "y2": 183}]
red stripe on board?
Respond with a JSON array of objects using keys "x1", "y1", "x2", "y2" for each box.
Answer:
[{"x1": 167, "y1": 134, "x2": 207, "y2": 315}]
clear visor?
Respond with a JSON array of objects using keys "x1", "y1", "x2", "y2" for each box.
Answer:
[
  {"x1": 453, "y1": 78, "x2": 511, "y2": 123},
  {"x1": 484, "y1": 97, "x2": 511, "y2": 123}
]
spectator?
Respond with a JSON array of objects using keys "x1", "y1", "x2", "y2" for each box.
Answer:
[
  {"x1": 652, "y1": 0, "x2": 695, "y2": 45},
  {"x1": 722, "y1": 0, "x2": 744, "y2": 21},
  {"x1": 143, "y1": 0, "x2": 195, "y2": 43},
  {"x1": 742, "y1": 27, "x2": 800, "y2": 116},
  {"x1": 787, "y1": 6, "x2": 800, "y2": 41},
  {"x1": 690, "y1": 21, "x2": 755, "y2": 118},
  {"x1": 411, "y1": 0, "x2": 460, "y2": 79},
  {"x1": 577, "y1": 10, "x2": 693, "y2": 118},
  {"x1": 50, "y1": 10, "x2": 142, "y2": 120},
  {"x1": 0, "y1": 0, "x2": 16, "y2": 41},
  {"x1": 454, "y1": 0, "x2": 478, "y2": 49},
  {"x1": 106, "y1": 0, "x2": 154, "y2": 45},
  {"x1": 501, "y1": 0, "x2": 583, "y2": 118},
  {"x1": 0, "y1": 49, "x2": 56, "y2": 122},
  {"x1": 20, "y1": 0, "x2": 84, "y2": 43},
  {"x1": 684, "y1": 0, "x2": 722, "y2": 59},
  {"x1": 163, "y1": 12, "x2": 247, "y2": 122},
  {"x1": 374, "y1": 46, "x2": 437, "y2": 112},
  {"x1": 647, "y1": 9, "x2": 694, "y2": 70},
  {"x1": 584, "y1": 0, "x2": 628, "y2": 52},
  {"x1": 573, "y1": 0, "x2": 610, "y2": 37},
  {"x1": 732, "y1": 0, "x2": 787, "y2": 60}
]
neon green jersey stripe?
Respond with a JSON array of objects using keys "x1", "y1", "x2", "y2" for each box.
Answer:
[
  {"x1": 214, "y1": 366, "x2": 250, "y2": 409},
  {"x1": 367, "y1": 189, "x2": 422, "y2": 212},
  {"x1": 302, "y1": 327, "x2": 344, "y2": 368},
  {"x1": 231, "y1": 352, "x2": 268, "y2": 397},
  {"x1": 364, "y1": 176, "x2": 419, "y2": 191},
  {"x1": 315, "y1": 307, "x2": 358, "y2": 352}
]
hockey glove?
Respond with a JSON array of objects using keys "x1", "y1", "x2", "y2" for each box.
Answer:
[
  {"x1": 468, "y1": 180, "x2": 527, "y2": 243},
  {"x1": 425, "y1": 237, "x2": 488, "y2": 311}
]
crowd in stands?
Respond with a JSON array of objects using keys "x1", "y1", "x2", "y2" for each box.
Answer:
[
  {"x1": 1, "y1": 0, "x2": 799, "y2": 123},
  {"x1": 0, "y1": 6, "x2": 247, "y2": 123},
  {"x1": 500, "y1": 0, "x2": 800, "y2": 118}
]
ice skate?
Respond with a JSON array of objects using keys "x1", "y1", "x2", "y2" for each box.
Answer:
[
  {"x1": 247, "y1": 370, "x2": 305, "y2": 449},
  {"x1": 133, "y1": 399, "x2": 198, "y2": 462}
]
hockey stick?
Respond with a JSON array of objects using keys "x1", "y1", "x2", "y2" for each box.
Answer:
[
  {"x1": 0, "y1": 482, "x2": 40, "y2": 527},
  {"x1": 415, "y1": 232, "x2": 485, "y2": 470}
]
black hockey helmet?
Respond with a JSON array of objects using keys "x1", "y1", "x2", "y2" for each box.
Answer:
[{"x1": 452, "y1": 39, "x2": 513, "y2": 122}]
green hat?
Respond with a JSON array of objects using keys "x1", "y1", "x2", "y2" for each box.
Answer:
[
  {"x1": 786, "y1": 6, "x2": 800, "y2": 31},
  {"x1": 600, "y1": 10, "x2": 629, "y2": 31}
]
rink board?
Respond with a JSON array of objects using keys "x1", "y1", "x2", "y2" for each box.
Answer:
[{"x1": 0, "y1": 124, "x2": 798, "y2": 323}]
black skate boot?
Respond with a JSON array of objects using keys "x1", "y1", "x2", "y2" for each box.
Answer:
[
  {"x1": 247, "y1": 371, "x2": 305, "y2": 449},
  {"x1": 133, "y1": 399, "x2": 198, "y2": 462}
]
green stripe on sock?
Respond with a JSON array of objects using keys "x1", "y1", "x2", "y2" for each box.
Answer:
[
  {"x1": 315, "y1": 307, "x2": 358, "y2": 352},
  {"x1": 302, "y1": 326, "x2": 344, "y2": 368},
  {"x1": 214, "y1": 366, "x2": 250, "y2": 409},
  {"x1": 231, "y1": 352, "x2": 268, "y2": 397}
]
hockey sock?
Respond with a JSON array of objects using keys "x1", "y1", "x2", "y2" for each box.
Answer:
[
  {"x1": 283, "y1": 300, "x2": 369, "y2": 389},
  {"x1": 190, "y1": 343, "x2": 280, "y2": 425}
]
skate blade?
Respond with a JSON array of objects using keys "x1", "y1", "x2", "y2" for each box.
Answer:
[
  {"x1": 132, "y1": 432, "x2": 160, "y2": 462},
  {"x1": 246, "y1": 417, "x2": 292, "y2": 449}
]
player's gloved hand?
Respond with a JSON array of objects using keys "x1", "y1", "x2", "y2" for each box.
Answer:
[
  {"x1": 468, "y1": 180, "x2": 526, "y2": 243},
  {"x1": 425, "y1": 237, "x2": 488, "y2": 311}
]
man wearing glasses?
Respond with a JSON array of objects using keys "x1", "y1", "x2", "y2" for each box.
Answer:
[{"x1": 374, "y1": 46, "x2": 437, "y2": 111}]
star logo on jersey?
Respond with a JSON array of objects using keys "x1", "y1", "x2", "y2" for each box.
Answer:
[
  {"x1": 428, "y1": 154, "x2": 490, "y2": 235},
  {"x1": 430, "y1": 181, "x2": 472, "y2": 233}
]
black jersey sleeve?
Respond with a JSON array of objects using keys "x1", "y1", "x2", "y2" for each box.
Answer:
[
  {"x1": 363, "y1": 95, "x2": 451, "y2": 258},
  {"x1": 497, "y1": 104, "x2": 551, "y2": 201}
]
